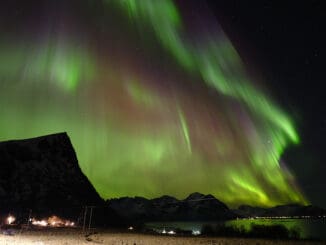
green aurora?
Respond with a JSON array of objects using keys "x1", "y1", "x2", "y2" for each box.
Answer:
[{"x1": 0, "y1": 0, "x2": 307, "y2": 207}]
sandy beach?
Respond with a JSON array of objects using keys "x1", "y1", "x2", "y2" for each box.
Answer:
[{"x1": 0, "y1": 228, "x2": 325, "y2": 245}]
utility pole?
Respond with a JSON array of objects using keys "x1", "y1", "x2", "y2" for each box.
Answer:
[
  {"x1": 27, "y1": 209, "x2": 32, "y2": 228},
  {"x1": 82, "y1": 206, "x2": 95, "y2": 234},
  {"x1": 82, "y1": 206, "x2": 88, "y2": 232},
  {"x1": 88, "y1": 206, "x2": 93, "y2": 232}
]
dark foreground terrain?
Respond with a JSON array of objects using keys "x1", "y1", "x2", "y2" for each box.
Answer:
[{"x1": 0, "y1": 228, "x2": 325, "y2": 245}]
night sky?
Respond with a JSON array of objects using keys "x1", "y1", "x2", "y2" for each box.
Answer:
[
  {"x1": 207, "y1": 0, "x2": 325, "y2": 208},
  {"x1": 0, "y1": 0, "x2": 324, "y2": 208}
]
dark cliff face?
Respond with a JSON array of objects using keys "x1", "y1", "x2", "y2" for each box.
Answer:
[{"x1": 0, "y1": 133, "x2": 104, "y2": 211}]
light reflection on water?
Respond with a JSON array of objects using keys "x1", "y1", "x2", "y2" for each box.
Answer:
[{"x1": 146, "y1": 218, "x2": 326, "y2": 240}]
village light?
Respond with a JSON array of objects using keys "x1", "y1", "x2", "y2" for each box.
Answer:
[
  {"x1": 31, "y1": 216, "x2": 75, "y2": 227},
  {"x1": 192, "y1": 230, "x2": 201, "y2": 235},
  {"x1": 32, "y1": 219, "x2": 48, "y2": 226},
  {"x1": 7, "y1": 215, "x2": 16, "y2": 225}
]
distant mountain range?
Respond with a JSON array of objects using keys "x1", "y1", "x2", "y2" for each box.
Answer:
[
  {"x1": 107, "y1": 195, "x2": 326, "y2": 223},
  {"x1": 0, "y1": 133, "x2": 325, "y2": 225},
  {"x1": 107, "y1": 192, "x2": 236, "y2": 222},
  {"x1": 232, "y1": 204, "x2": 326, "y2": 218}
]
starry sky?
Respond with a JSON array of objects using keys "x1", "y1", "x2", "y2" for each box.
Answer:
[
  {"x1": 0, "y1": 0, "x2": 324, "y2": 208},
  {"x1": 208, "y1": 0, "x2": 325, "y2": 208}
]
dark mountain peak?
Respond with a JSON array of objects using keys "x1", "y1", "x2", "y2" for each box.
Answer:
[
  {"x1": 238, "y1": 205, "x2": 262, "y2": 210},
  {"x1": 238, "y1": 204, "x2": 252, "y2": 209},
  {"x1": 184, "y1": 192, "x2": 228, "y2": 210},
  {"x1": 298, "y1": 205, "x2": 326, "y2": 216},
  {"x1": 185, "y1": 192, "x2": 207, "y2": 201},
  {"x1": 0, "y1": 133, "x2": 104, "y2": 211},
  {"x1": 109, "y1": 196, "x2": 150, "y2": 205},
  {"x1": 134, "y1": 196, "x2": 150, "y2": 202},
  {"x1": 184, "y1": 192, "x2": 220, "y2": 201},
  {"x1": 151, "y1": 195, "x2": 179, "y2": 204},
  {"x1": 233, "y1": 205, "x2": 267, "y2": 217},
  {"x1": 1, "y1": 132, "x2": 67, "y2": 140},
  {"x1": 0, "y1": 132, "x2": 69, "y2": 146}
]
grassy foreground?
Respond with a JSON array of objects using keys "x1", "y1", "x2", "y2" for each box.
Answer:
[{"x1": 0, "y1": 228, "x2": 324, "y2": 245}]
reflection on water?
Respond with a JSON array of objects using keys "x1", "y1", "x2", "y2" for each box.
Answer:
[
  {"x1": 227, "y1": 218, "x2": 326, "y2": 240},
  {"x1": 146, "y1": 218, "x2": 326, "y2": 240}
]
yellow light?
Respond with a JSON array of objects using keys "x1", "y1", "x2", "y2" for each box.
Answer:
[
  {"x1": 7, "y1": 215, "x2": 15, "y2": 225},
  {"x1": 32, "y1": 219, "x2": 48, "y2": 226}
]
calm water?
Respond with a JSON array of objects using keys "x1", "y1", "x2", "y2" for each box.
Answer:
[{"x1": 146, "y1": 218, "x2": 326, "y2": 240}]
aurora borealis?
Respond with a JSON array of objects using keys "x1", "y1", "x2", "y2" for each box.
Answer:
[{"x1": 0, "y1": 0, "x2": 309, "y2": 207}]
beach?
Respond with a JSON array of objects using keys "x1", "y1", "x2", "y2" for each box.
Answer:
[{"x1": 1, "y1": 228, "x2": 324, "y2": 245}]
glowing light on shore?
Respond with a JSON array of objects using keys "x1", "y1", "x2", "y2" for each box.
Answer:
[
  {"x1": 31, "y1": 216, "x2": 75, "y2": 227},
  {"x1": 167, "y1": 230, "x2": 176, "y2": 235},
  {"x1": 32, "y1": 219, "x2": 48, "y2": 227},
  {"x1": 6, "y1": 215, "x2": 15, "y2": 225},
  {"x1": 192, "y1": 230, "x2": 201, "y2": 235}
]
